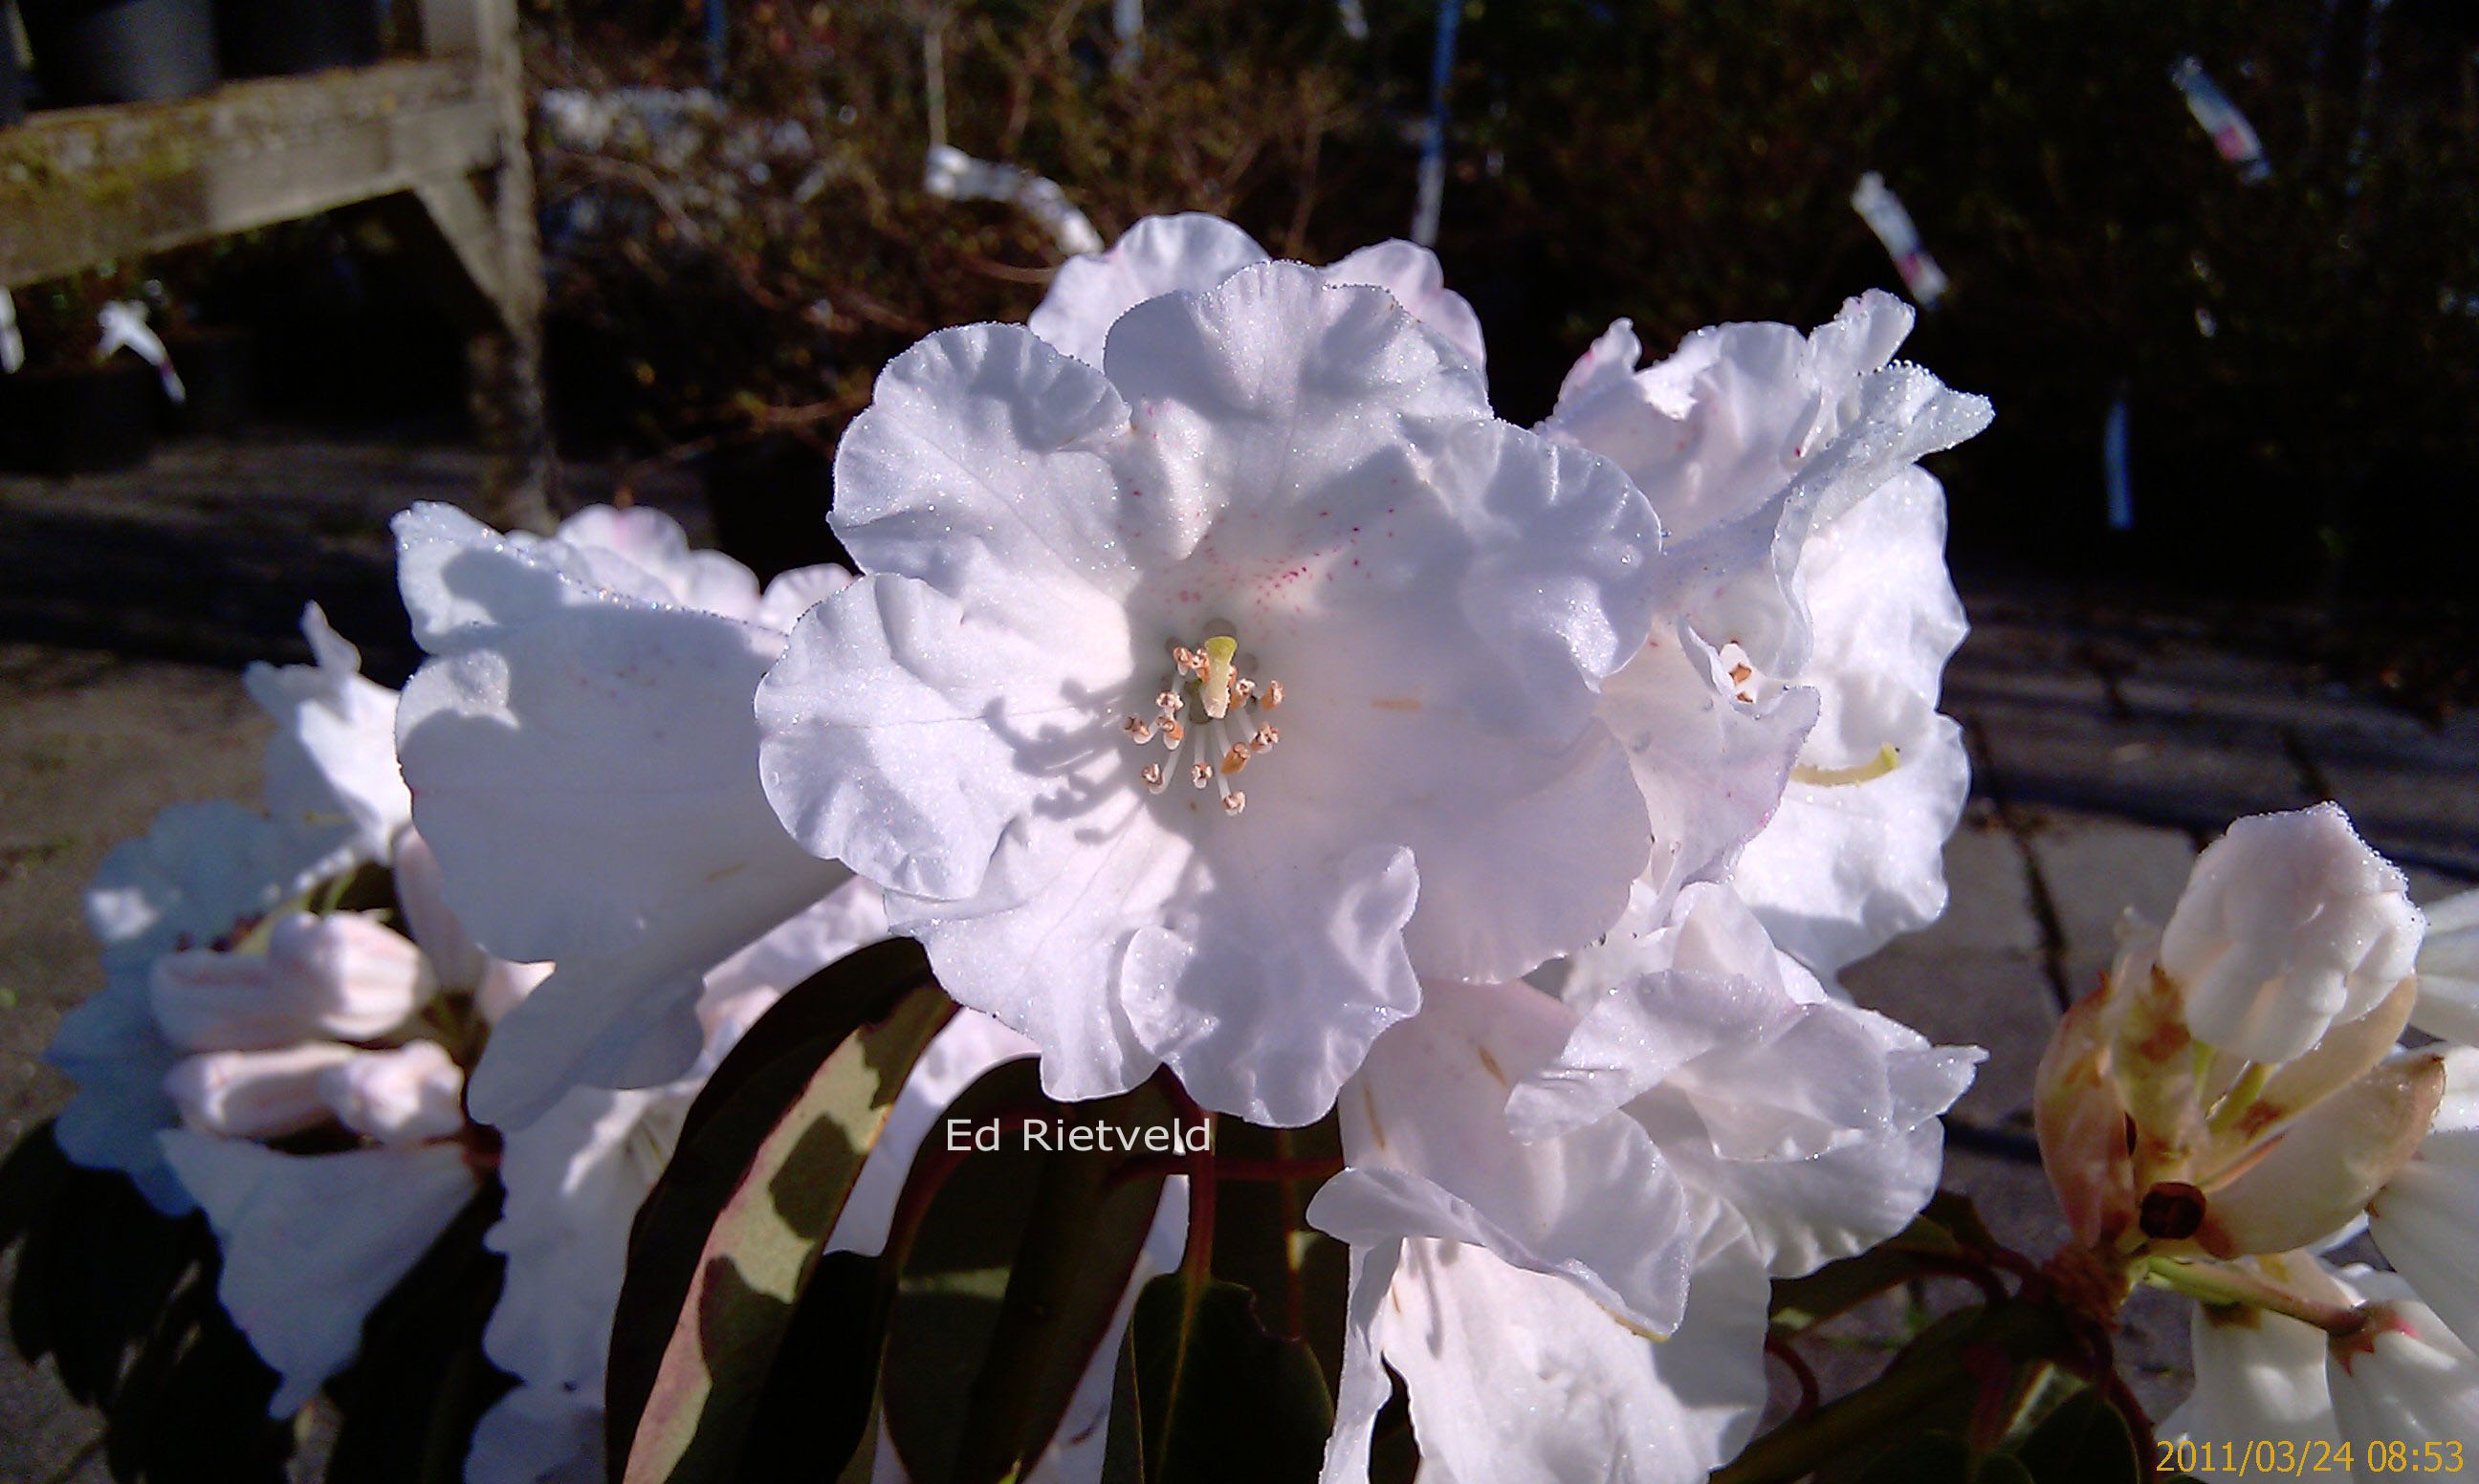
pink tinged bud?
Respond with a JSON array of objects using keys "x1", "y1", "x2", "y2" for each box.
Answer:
[
  {"x1": 265, "y1": 912, "x2": 432, "y2": 1039},
  {"x1": 150, "y1": 912, "x2": 430, "y2": 1052},
  {"x1": 2327, "y1": 1298, "x2": 2479, "y2": 1449},
  {"x1": 2161, "y1": 804, "x2": 2424, "y2": 1065},
  {"x1": 2036, "y1": 986, "x2": 2138, "y2": 1247},
  {"x1": 2199, "y1": 1051, "x2": 2446, "y2": 1259},
  {"x1": 150, "y1": 949, "x2": 293, "y2": 1052},
  {"x1": 165, "y1": 1043, "x2": 360, "y2": 1138},
  {"x1": 317, "y1": 1040, "x2": 465, "y2": 1145}
]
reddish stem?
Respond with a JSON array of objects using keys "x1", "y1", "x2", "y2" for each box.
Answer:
[{"x1": 1765, "y1": 1333, "x2": 1821, "y2": 1420}]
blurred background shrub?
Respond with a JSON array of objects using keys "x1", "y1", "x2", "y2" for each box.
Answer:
[{"x1": 520, "y1": 0, "x2": 2479, "y2": 606}]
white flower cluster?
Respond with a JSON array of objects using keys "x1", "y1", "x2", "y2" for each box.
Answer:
[
  {"x1": 2035, "y1": 799, "x2": 2479, "y2": 1476},
  {"x1": 46, "y1": 213, "x2": 2004, "y2": 1482}
]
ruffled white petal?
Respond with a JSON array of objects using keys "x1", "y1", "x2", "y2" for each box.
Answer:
[
  {"x1": 1321, "y1": 1210, "x2": 1768, "y2": 1484},
  {"x1": 553, "y1": 505, "x2": 766, "y2": 622},
  {"x1": 2327, "y1": 1270, "x2": 2479, "y2": 1458},
  {"x1": 2369, "y1": 1048, "x2": 2479, "y2": 1351},
  {"x1": 1731, "y1": 469, "x2": 1970, "y2": 974},
  {"x1": 1515, "y1": 884, "x2": 1975, "y2": 1275},
  {"x1": 1557, "y1": 296, "x2": 1987, "y2": 979},
  {"x1": 467, "y1": 1384, "x2": 605, "y2": 1484},
  {"x1": 52, "y1": 800, "x2": 338, "y2": 1212},
  {"x1": 1314, "y1": 978, "x2": 1696, "y2": 1337},
  {"x1": 1322, "y1": 240, "x2": 1487, "y2": 368},
  {"x1": 244, "y1": 603, "x2": 409, "y2": 865},
  {"x1": 1028, "y1": 213, "x2": 1270, "y2": 366}
]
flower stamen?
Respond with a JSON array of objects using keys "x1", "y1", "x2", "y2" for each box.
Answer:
[{"x1": 1122, "y1": 633, "x2": 1284, "y2": 821}]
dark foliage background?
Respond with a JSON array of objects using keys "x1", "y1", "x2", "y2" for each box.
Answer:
[{"x1": 527, "y1": 0, "x2": 2477, "y2": 606}]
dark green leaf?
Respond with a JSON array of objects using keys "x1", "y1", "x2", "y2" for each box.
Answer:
[
  {"x1": 1115, "y1": 1276, "x2": 1331, "y2": 1484},
  {"x1": 10, "y1": 1156, "x2": 202, "y2": 1407},
  {"x1": 736, "y1": 1251, "x2": 892, "y2": 1484},
  {"x1": 1922, "y1": 1190, "x2": 2007, "y2": 1258},
  {"x1": 103, "y1": 1270, "x2": 218, "y2": 1483},
  {"x1": 607, "y1": 974, "x2": 954, "y2": 1484},
  {"x1": 672, "y1": 938, "x2": 936, "y2": 1154},
  {"x1": 2007, "y1": 1385, "x2": 2140, "y2": 1484},
  {"x1": 1769, "y1": 1212, "x2": 1966, "y2": 1332},
  {"x1": 881, "y1": 1063, "x2": 1177, "y2": 1483}
]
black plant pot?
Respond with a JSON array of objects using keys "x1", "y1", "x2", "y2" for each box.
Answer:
[
  {"x1": 161, "y1": 327, "x2": 255, "y2": 435},
  {"x1": 0, "y1": 359, "x2": 158, "y2": 475},
  {"x1": 214, "y1": 0, "x2": 382, "y2": 79},
  {"x1": 21, "y1": 0, "x2": 219, "y2": 106},
  {"x1": 699, "y1": 433, "x2": 851, "y2": 583},
  {"x1": 2, "y1": 8, "x2": 27, "y2": 126}
]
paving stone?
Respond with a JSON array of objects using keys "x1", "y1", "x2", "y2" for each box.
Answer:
[
  {"x1": 0, "y1": 645, "x2": 273, "y2": 1484},
  {"x1": 1843, "y1": 810, "x2": 2056, "y2": 1128},
  {"x1": 2022, "y1": 816, "x2": 2198, "y2": 1005}
]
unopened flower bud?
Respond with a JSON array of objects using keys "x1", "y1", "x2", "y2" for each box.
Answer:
[
  {"x1": 165, "y1": 1043, "x2": 360, "y2": 1138},
  {"x1": 2035, "y1": 988, "x2": 2139, "y2": 1247},
  {"x1": 152, "y1": 911, "x2": 431, "y2": 1051},
  {"x1": 2161, "y1": 804, "x2": 2424, "y2": 1064},
  {"x1": 318, "y1": 1039, "x2": 465, "y2": 1145},
  {"x1": 180, "y1": 910, "x2": 436, "y2": 1053}
]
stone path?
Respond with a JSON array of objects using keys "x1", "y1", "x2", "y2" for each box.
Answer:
[{"x1": 3, "y1": 441, "x2": 2474, "y2": 1476}]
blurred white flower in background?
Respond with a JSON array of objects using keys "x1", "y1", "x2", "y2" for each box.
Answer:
[{"x1": 391, "y1": 503, "x2": 857, "y2": 1129}]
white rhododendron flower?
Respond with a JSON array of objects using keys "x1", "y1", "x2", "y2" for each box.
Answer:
[
  {"x1": 756, "y1": 260, "x2": 1669, "y2": 1125},
  {"x1": 1311, "y1": 884, "x2": 1975, "y2": 1481},
  {"x1": 1027, "y1": 212, "x2": 1488, "y2": 370},
  {"x1": 1544, "y1": 293, "x2": 1990, "y2": 976},
  {"x1": 392, "y1": 503, "x2": 857, "y2": 1128},
  {"x1": 49, "y1": 602, "x2": 412, "y2": 1211},
  {"x1": 2161, "y1": 802, "x2": 2424, "y2": 1064}
]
